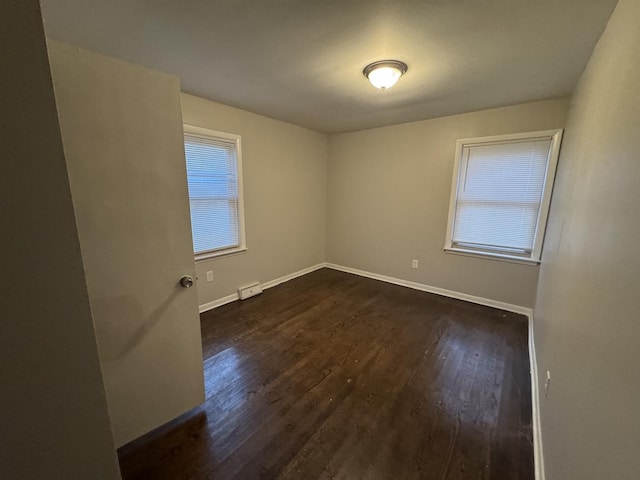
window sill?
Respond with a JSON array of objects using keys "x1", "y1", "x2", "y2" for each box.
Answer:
[
  {"x1": 444, "y1": 247, "x2": 540, "y2": 266},
  {"x1": 195, "y1": 246, "x2": 247, "y2": 262}
]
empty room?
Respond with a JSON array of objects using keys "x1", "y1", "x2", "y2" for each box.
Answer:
[{"x1": 2, "y1": 0, "x2": 639, "y2": 479}]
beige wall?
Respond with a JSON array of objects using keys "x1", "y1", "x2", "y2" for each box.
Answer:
[
  {"x1": 181, "y1": 94, "x2": 328, "y2": 306},
  {"x1": 326, "y1": 98, "x2": 569, "y2": 308},
  {"x1": 0, "y1": 1, "x2": 120, "y2": 478},
  {"x1": 534, "y1": 1, "x2": 640, "y2": 478},
  {"x1": 49, "y1": 43, "x2": 205, "y2": 447}
]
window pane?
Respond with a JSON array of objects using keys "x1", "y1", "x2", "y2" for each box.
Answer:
[
  {"x1": 454, "y1": 203, "x2": 539, "y2": 252},
  {"x1": 452, "y1": 138, "x2": 552, "y2": 254},
  {"x1": 184, "y1": 132, "x2": 240, "y2": 254},
  {"x1": 189, "y1": 199, "x2": 238, "y2": 253}
]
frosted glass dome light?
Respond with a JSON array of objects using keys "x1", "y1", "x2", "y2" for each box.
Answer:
[{"x1": 363, "y1": 60, "x2": 408, "y2": 90}]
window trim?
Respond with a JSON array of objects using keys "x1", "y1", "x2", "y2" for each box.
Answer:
[
  {"x1": 444, "y1": 129, "x2": 563, "y2": 264},
  {"x1": 183, "y1": 124, "x2": 246, "y2": 262}
]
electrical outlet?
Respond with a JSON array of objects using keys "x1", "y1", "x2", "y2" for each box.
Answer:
[
  {"x1": 412, "y1": 259, "x2": 419, "y2": 269},
  {"x1": 544, "y1": 370, "x2": 551, "y2": 398},
  {"x1": 206, "y1": 271, "x2": 213, "y2": 282}
]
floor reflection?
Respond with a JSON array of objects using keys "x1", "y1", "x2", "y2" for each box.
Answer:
[{"x1": 204, "y1": 346, "x2": 247, "y2": 402}]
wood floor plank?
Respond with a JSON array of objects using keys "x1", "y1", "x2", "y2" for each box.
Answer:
[{"x1": 118, "y1": 268, "x2": 533, "y2": 480}]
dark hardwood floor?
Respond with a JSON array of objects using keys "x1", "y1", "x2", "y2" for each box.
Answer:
[{"x1": 118, "y1": 268, "x2": 533, "y2": 480}]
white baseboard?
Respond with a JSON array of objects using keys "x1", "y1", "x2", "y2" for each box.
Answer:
[
  {"x1": 198, "y1": 263, "x2": 325, "y2": 314},
  {"x1": 198, "y1": 293, "x2": 239, "y2": 313},
  {"x1": 325, "y1": 263, "x2": 532, "y2": 316},
  {"x1": 201, "y1": 261, "x2": 531, "y2": 317},
  {"x1": 528, "y1": 311, "x2": 545, "y2": 480},
  {"x1": 260, "y1": 263, "x2": 325, "y2": 290}
]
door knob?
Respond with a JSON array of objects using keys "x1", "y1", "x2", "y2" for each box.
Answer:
[{"x1": 180, "y1": 275, "x2": 194, "y2": 288}]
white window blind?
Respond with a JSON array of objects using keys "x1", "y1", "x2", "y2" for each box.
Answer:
[
  {"x1": 445, "y1": 130, "x2": 562, "y2": 263},
  {"x1": 184, "y1": 128, "x2": 243, "y2": 257}
]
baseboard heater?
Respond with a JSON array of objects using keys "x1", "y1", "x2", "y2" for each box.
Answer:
[{"x1": 238, "y1": 282, "x2": 263, "y2": 300}]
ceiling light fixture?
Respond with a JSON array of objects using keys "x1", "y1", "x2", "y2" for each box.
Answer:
[{"x1": 363, "y1": 60, "x2": 408, "y2": 90}]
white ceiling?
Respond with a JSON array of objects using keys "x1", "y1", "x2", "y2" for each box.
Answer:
[{"x1": 40, "y1": 0, "x2": 617, "y2": 133}]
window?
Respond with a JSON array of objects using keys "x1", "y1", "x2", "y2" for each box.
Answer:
[
  {"x1": 444, "y1": 129, "x2": 562, "y2": 264},
  {"x1": 183, "y1": 125, "x2": 245, "y2": 260}
]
